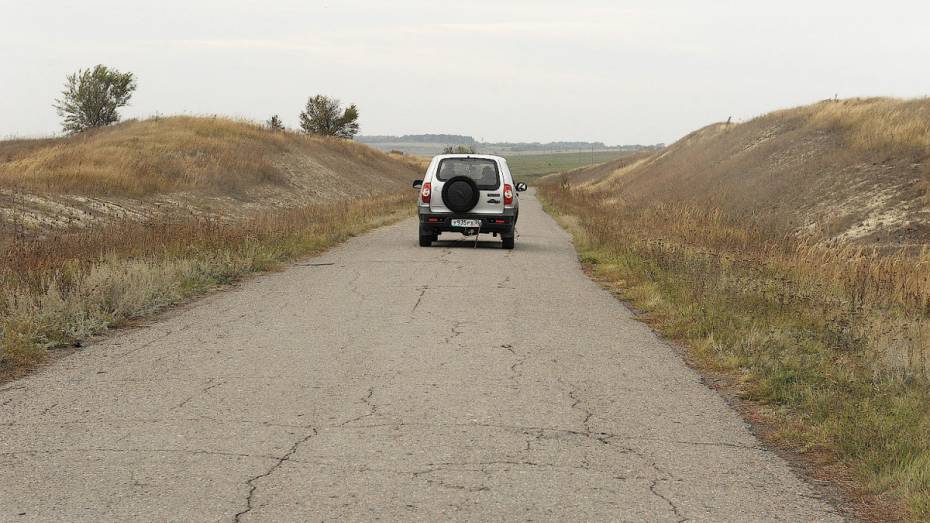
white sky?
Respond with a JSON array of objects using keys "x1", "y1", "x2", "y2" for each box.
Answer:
[{"x1": 2, "y1": 0, "x2": 929, "y2": 144}]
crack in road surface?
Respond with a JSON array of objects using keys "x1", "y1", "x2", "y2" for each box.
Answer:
[
  {"x1": 650, "y1": 477, "x2": 689, "y2": 523},
  {"x1": 0, "y1": 190, "x2": 843, "y2": 521},
  {"x1": 338, "y1": 387, "x2": 379, "y2": 427},
  {"x1": 411, "y1": 285, "x2": 428, "y2": 313},
  {"x1": 172, "y1": 379, "x2": 225, "y2": 410},
  {"x1": 234, "y1": 429, "x2": 318, "y2": 523},
  {"x1": 504, "y1": 345, "x2": 526, "y2": 390},
  {"x1": 560, "y1": 378, "x2": 596, "y2": 436}
]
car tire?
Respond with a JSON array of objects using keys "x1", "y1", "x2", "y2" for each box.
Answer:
[
  {"x1": 441, "y1": 176, "x2": 481, "y2": 213},
  {"x1": 419, "y1": 234, "x2": 432, "y2": 247},
  {"x1": 501, "y1": 236, "x2": 515, "y2": 250}
]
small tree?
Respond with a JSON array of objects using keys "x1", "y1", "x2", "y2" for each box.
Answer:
[
  {"x1": 298, "y1": 95, "x2": 359, "y2": 139},
  {"x1": 53, "y1": 65, "x2": 136, "y2": 134},
  {"x1": 267, "y1": 114, "x2": 285, "y2": 131}
]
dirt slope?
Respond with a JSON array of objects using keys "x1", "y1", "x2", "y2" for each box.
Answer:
[
  {"x1": 558, "y1": 98, "x2": 930, "y2": 247},
  {"x1": 0, "y1": 117, "x2": 424, "y2": 232}
]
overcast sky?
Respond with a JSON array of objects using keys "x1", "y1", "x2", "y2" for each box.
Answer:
[{"x1": 2, "y1": 0, "x2": 929, "y2": 144}]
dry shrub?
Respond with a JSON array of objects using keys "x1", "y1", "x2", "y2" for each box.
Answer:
[{"x1": 0, "y1": 317, "x2": 43, "y2": 375}]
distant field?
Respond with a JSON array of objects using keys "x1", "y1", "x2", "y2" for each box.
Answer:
[{"x1": 505, "y1": 151, "x2": 632, "y2": 181}]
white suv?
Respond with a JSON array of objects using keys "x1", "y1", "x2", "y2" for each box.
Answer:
[{"x1": 413, "y1": 154, "x2": 527, "y2": 249}]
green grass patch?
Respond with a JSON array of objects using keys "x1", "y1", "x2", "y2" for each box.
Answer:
[{"x1": 505, "y1": 151, "x2": 631, "y2": 181}]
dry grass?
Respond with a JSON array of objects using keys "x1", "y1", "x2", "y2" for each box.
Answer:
[
  {"x1": 572, "y1": 97, "x2": 930, "y2": 248},
  {"x1": 387, "y1": 151, "x2": 432, "y2": 172},
  {"x1": 541, "y1": 187, "x2": 930, "y2": 518},
  {"x1": 539, "y1": 99, "x2": 930, "y2": 518},
  {"x1": 0, "y1": 137, "x2": 62, "y2": 163},
  {"x1": 0, "y1": 115, "x2": 423, "y2": 378},
  {"x1": 0, "y1": 117, "x2": 422, "y2": 234},
  {"x1": 0, "y1": 117, "x2": 290, "y2": 195},
  {"x1": 0, "y1": 193, "x2": 411, "y2": 380},
  {"x1": 770, "y1": 97, "x2": 930, "y2": 156},
  {"x1": 0, "y1": 116, "x2": 418, "y2": 197}
]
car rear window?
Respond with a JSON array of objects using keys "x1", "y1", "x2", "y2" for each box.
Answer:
[{"x1": 436, "y1": 158, "x2": 500, "y2": 190}]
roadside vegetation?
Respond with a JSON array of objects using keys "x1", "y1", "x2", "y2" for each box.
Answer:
[
  {"x1": 0, "y1": 107, "x2": 419, "y2": 379},
  {"x1": 540, "y1": 97, "x2": 930, "y2": 519},
  {"x1": 0, "y1": 194, "x2": 409, "y2": 380},
  {"x1": 266, "y1": 114, "x2": 285, "y2": 132}
]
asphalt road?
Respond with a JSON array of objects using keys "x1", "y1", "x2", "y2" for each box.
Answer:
[{"x1": 0, "y1": 191, "x2": 842, "y2": 521}]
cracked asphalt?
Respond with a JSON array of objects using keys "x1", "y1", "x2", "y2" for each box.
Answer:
[{"x1": 0, "y1": 191, "x2": 842, "y2": 521}]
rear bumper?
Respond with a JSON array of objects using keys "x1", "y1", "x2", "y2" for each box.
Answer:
[{"x1": 418, "y1": 208, "x2": 517, "y2": 235}]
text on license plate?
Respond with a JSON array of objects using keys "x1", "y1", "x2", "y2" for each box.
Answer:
[{"x1": 451, "y1": 219, "x2": 481, "y2": 228}]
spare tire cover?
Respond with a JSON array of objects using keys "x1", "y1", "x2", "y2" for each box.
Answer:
[{"x1": 441, "y1": 176, "x2": 480, "y2": 213}]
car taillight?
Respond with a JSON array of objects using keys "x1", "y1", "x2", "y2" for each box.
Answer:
[
  {"x1": 503, "y1": 184, "x2": 513, "y2": 205},
  {"x1": 421, "y1": 182, "x2": 431, "y2": 204}
]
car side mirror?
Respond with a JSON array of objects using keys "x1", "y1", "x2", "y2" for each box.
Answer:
[
  {"x1": 412, "y1": 179, "x2": 423, "y2": 189},
  {"x1": 515, "y1": 182, "x2": 528, "y2": 192}
]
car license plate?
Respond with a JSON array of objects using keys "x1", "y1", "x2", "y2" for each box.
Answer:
[{"x1": 451, "y1": 219, "x2": 481, "y2": 228}]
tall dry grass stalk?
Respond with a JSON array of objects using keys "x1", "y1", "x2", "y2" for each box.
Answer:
[{"x1": 0, "y1": 193, "x2": 411, "y2": 379}]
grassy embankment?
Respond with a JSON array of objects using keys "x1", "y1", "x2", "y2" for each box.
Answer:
[
  {"x1": 0, "y1": 116, "x2": 426, "y2": 195},
  {"x1": 540, "y1": 98, "x2": 930, "y2": 519},
  {"x1": 0, "y1": 117, "x2": 418, "y2": 379}
]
